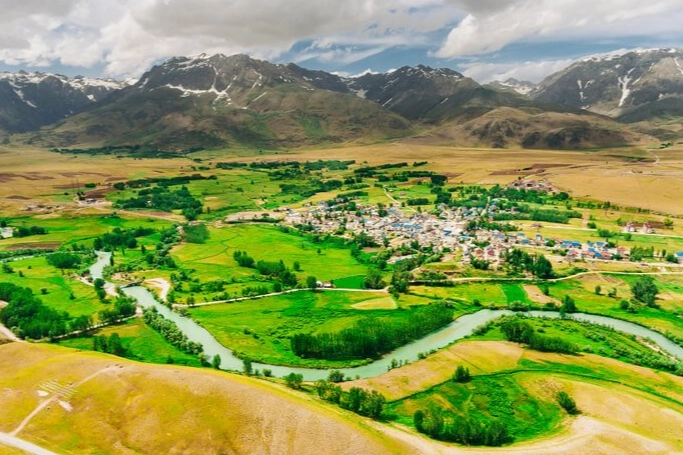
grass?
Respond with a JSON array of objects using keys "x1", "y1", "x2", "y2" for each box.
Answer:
[
  {"x1": 171, "y1": 224, "x2": 368, "y2": 285},
  {"x1": 0, "y1": 256, "x2": 110, "y2": 321},
  {"x1": 0, "y1": 342, "x2": 407, "y2": 455},
  {"x1": 409, "y1": 283, "x2": 507, "y2": 305},
  {"x1": 57, "y1": 318, "x2": 202, "y2": 367},
  {"x1": 331, "y1": 275, "x2": 366, "y2": 289},
  {"x1": 189, "y1": 290, "x2": 419, "y2": 368},
  {"x1": 501, "y1": 283, "x2": 530, "y2": 304},
  {"x1": 0, "y1": 214, "x2": 169, "y2": 250},
  {"x1": 548, "y1": 276, "x2": 683, "y2": 340},
  {"x1": 364, "y1": 336, "x2": 683, "y2": 447},
  {"x1": 387, "y1": 373, "x2": 563, "y2": 442}
]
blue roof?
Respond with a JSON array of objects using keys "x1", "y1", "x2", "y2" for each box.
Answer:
[{"x1": 676, "y1": 252, "x2": 683, "y2": 257}]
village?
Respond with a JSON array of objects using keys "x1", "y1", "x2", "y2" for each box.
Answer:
[{"x1": 281, "y1": 191, "x2": 683, "y2": 269}]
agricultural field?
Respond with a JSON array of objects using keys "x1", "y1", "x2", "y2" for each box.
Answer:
[
  {"x1": 2, "y1": 142, "x2": 683, "y2": 453},
  {"x1": 188, "y1": 290, "x2": 465, "y2": 368}
]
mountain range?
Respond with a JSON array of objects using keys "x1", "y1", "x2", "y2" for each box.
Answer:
[{"x1": 7, "y1": 49, "x2": 683, "y2": 151}]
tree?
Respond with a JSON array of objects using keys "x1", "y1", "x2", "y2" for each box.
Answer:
[
  {"x1": 390, "y1": 271, "x2": 411, "y2": 294},
  {"x1": 363, "y1": 269, "x2": 385, "y2": 289},
  {"x1": 453, "y1": 365, "x2": 471, "y2": 383},
  {"x1": 284, "y1": 372, "x2": 303, "y2": 390},
  {"x1": 107, "y1": 333, "x2": 126, "y2": 357},
  {"x1": 327, "y1": 370, "x2": 345, "y2": 383},
  {"x1": 306, "y1": 275, "x2": 318, "y2": 290},
  {"x1": 293, "y1": 261, "x2": 301, "y2": 271},
  {"x1": 557, "y1": 391, "x2": 579, "y2": 414},
  {"x1": 561, "y1": 295, "x2": 577, "y2": 314},
  {"x1": 212, "y1": 354, "x2": 222, "y2": 369},
  {"x1": 94, "y1": 278, "x2": 106, "y2": 289},
  {"x1": 631, "y1": 276, "x2": 659, "y2": 307},
  {"x1": 532, "y1": 254, "x2": 553, "y2": 279},
  {"x1": 242, "y1": 358, "x2": 253, "y2": 376},
  {"x1": 594, "y1": 285, "x2": 601, "y2": 295}
]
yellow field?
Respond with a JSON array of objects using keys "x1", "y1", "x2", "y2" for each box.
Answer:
[
  {"x1": 351, "y1": 296, "x2": 398, "y2": 310},
  {"x1": 3, "y1": 142, "x2": 683, "y2": 215},
  {"x1": 0, "y1": 343, "x2": 412, "y2": 455},
  {"x1": 345, "y1": 341, "x2": 524, "y2": 401}
]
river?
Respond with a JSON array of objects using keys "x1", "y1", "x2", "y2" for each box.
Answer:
[{"x1": 92, "y1": 252, "x2": 683, "y2": 381}]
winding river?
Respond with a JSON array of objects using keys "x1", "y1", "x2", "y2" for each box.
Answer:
[{"x1": 92, "y1": 252, "x2": 683, "y2": 381}]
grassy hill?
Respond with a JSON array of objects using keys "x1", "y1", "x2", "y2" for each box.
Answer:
[{"x1": 0, "y1": 342, "x2": 411, "y2": 455}]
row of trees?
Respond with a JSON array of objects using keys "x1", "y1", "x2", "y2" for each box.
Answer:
[
  {"x1": 413, "y1": 407, "x2": 509, "y2": 446},
  {"x1": 142, "y1": 307, "x2": 204, "y2": 355},
  {"x1": 500, "y1": 317, "x2": 579, "y2": 354},
  {"x1": 92, "y1": 333, "x2": 127, "y2": 357},
  {"x1": 92, "y1": 227, "x2": 156, "y2": 251},
  {"x1": 291, "y1": 303, "x2": 454, "y2": 360},
  {"x1": 233, "y1": 251, "x2": 298, "y2": 287},
  {"x1": 46, "y1": 252, "x2": 83, "y2": 270},
  {"x1": 314, "y1": 381, "x2": 386, "y2": 419}
]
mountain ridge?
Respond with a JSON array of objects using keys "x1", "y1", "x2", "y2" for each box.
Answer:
[{"x1": 2, "y1": 51, "x2": 674, "y2": 150}]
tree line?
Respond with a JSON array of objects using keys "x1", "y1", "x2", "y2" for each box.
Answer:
[
  {"x1": 142, "y1": 307, "x2": 204, "y2": 355},
  {"x1": 0, "y1": 282, "x2": 90, "y2": 339},
  {"x1": 291, "y1": 303, "x2": 454, "y2": 360},
  {"x1": 500, "y1": 317, "x2": 579, "y2": 354},
  {"x1": 314, "y1": 380, "x2": 386, "y2": 420},
  {"x1": 414, "y1": 406, "x2": 509, "y2": 446}
]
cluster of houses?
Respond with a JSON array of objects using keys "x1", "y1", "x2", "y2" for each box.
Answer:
[
  {"x1": 622, "y1": 221, "x2": 666, "y2": 234},
  {"x1": 507, "y1": 179, "x2": 558, "y2": 194},
  {"x1": 281, "y1": 198, "x2": 683, "y2": 268}
]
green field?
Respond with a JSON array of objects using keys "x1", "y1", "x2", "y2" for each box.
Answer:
[
  {"x1": 188, "y1": 290, "x2": 423, "y2": 367},
  {"x1": 0, "y1": 255, "x2": 111, "y2": 320},
  {"x1": 171, "y1": 224, "x2": 368, "y2": 284},
  {"x1": 387, "y1": 373, "x2": 563, "y2": 443},
  {"x1": 0, "y1": 215, "x2": 169, "y2": 250},
  {"x1": 57, "y1": 318, "x2": 202, "y2": 367}
]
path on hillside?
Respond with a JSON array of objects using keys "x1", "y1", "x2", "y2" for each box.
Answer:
[
  {"x1": 0, "y1": 433, "x2": 61, "y2": 455},
  {"x1": 10, "y1": 366, "x2": 112, "y2": 437},
  {"x1": 0, "y1": 323, "x2": 21, "y2": 342}
]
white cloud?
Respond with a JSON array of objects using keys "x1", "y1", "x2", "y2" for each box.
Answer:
[
  {"x1": 0, "y1": 0, "x2": 682, "y2": 78},
  {"x1": 436, "y1": 0, "x2": 683, "y2": 58},
  {"x1": 0, "y1": 0, "x2": 457, "y2": 77},
  {"x1": 459, "y1": 59, "x2": 574, "y2": 83}
]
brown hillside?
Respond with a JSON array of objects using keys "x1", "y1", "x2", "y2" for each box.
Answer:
[
  {"x1": 0, "y1": 343, "x2": 412, "y2": 455},
  {"x1": 420, "y1": 107, "x2": 653, "y2": 149}
]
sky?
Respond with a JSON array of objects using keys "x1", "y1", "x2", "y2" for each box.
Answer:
[{"x1": 1, "y1": 0, "x2": 683, "y2": 83}]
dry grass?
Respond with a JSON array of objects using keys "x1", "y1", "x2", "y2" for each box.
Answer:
[
  {"x1": 524, "y1": 285, "x2": 561, "y2": 306},
  {"x1": 345, "y1": 341, "x2": 524, "y2": 401},
  {"x1": 351, "y1": 297, "x2": 398, "y2": 310},
  {"x1": 0, "y1": 343, "x2": 413, "y2": 455},
  {"x1": 3, "y1": 142, "x2": 683, "y2": 215}
]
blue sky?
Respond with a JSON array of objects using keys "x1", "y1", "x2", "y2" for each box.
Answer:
[{"x1": 1, "y1": 0, "x2": 683, "y2": 83}]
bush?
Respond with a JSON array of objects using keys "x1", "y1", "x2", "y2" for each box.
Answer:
[
  {"x1": 284, "y1": 372, "x2": 304, "y2": 390},
  {"x1": 557, "y1": 391, "x2": 579, "y2": 414},
  {"x1": 453, "y1": 365, "x2": 471, "y2": 383}
]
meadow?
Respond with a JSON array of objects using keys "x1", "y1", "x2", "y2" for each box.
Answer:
[
  {"x1": 57, "y1": 318, "x2": 202, "y2": 366},
  {"x1": 188, "y1": 290, "x2": 429, "y2": 367}
]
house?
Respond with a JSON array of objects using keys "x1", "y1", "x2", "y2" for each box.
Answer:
[
  {"x1": 0, "y1": 227, "x2": 13, "y2": 239},
  {"x1": 676, "y1": 252, "x2": 683, "y2": 265}
]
